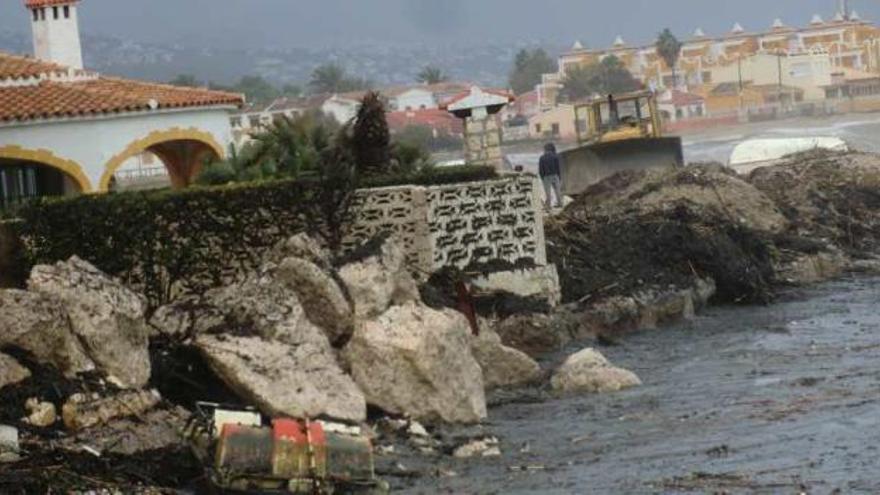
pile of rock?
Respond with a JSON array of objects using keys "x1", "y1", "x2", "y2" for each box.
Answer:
[{"x1": 0, "y1": 233, "x2": 646, "y2": 491}]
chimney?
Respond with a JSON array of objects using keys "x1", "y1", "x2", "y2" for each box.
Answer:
[{"x1": 25, "y1": 0, "x2": 84, "y2": 69}]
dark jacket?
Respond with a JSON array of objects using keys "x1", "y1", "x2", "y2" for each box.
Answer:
[{"x1": 539, "y1": 151, "x2": 561, "y2": 178}]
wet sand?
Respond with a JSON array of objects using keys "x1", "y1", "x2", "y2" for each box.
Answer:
[{"x1": 400, "y1": 275, "x2": 880, "y2": 494}]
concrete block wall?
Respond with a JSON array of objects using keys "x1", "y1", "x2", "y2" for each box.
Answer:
[{"x1": 344, "y1": 175, "x2": 547, "y2": 277}]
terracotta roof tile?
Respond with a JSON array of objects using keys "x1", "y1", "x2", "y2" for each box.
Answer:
[
  {"x1": 0, "y1": 79, "x2": 243, "y2": 124},
  {"x1": 0, "y1": 52, "x2": 243, "y2": 123},
  {"x1": 24, "y1": 0, "x2": 77, "y2": 7},
  {"x1": 0, "y1": 52, "x2": 68, "y2": 79}
]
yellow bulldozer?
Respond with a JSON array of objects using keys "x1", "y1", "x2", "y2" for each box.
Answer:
[{"x1": 559, "y1": 90, "x2": 683, "y2": 195}]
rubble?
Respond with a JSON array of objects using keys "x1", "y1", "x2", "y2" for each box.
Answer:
[
  {"x1": 748, "y1": 150, "x2": 880, "y2": 255},
  {"x1": 338, "y1": 236, "x2": 421, "y2": 320},
  {"x1": 470, "y1": 329, "x2": 542, "y2": 389},
  {"x1": 196, "y1": 333, "x2": 367, "y2": 422},
  {"x1": 24, "y1": 398, "x2": 56, "y2": 428},
  {"x1": 492, "y1": 313, "x2": 572, "y2": 357},
  {"x1": 453, "y1": 436, "x2": 501, "y2": 458},
  {"x1": 28, "y1": 257, "x2": 152, "y2": 389},
  {"x1": 0, "y1": 353, "x2": 30, "y2": 391},
  {"x1": 547, "y1": 165, "x2": 781, "y2": 306},
  {"x1": 275, "y1": 256, "x2": 354, "y2": 345},
  {"x1": 551, "y1": 348, "x2": 642, "y2": 394},
  {"x1": 61, "y1": 390, "x2": 162, "y2": 431},
  {"x1": 0, "y1": 290, "x2": 95, "y2": 378},
  {"x1": 344, "y1": 303, "x2": 488, "y2": 424}
]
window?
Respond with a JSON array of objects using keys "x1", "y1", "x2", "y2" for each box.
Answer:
[
  {"x1": 64, "y1": 6, "x2": 70, "y2": 18},
  {"x1": 32, "y1": 9, "x2": 38, "y2": 22},
  {"x1": 535, "y1": 123, "x2": 542, "y2": 134},
  {"x1": 53, "y1": 6, "x2": 59, "y2": 19},
  {"x1": 231, "y1": 117, "x2": 243, "y2": 128},
  {"x1": 40, "y1": 8, "x2": 46, "y2": 20},
  {"x1": 249, "y1": 116, "x2": 261, "y2": 128},
  {"x1": 551, "y1": 123, "x2": 560, "y2": 136}
]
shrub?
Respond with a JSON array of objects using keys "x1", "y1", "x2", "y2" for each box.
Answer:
[
  {"x1": 352, "y1": 91, "x2": 391, "y2": 176},
  {"x1": 14, "y1": 180, "x2": 312, "y2": 307}
]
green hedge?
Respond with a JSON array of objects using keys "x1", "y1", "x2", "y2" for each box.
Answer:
[
  {"x1": 15, "y1": 179, "x2": 313, "y2": 307},
  {"x1": 12, "y1": 164, "x2": 498, "y2": 308}
]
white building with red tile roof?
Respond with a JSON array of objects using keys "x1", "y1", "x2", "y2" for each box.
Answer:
[{"x1": 0, "y1": 0, "x2": 244, "y2": 204}]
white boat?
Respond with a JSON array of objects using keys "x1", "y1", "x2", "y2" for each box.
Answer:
[{"x1": 728, "y1": 137, "x2": 848, "y2": 173}]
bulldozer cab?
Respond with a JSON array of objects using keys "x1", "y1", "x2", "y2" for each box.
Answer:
[
  {"x1": 560, "y1": 90, "x2": 683, "y2": 196},
  {"x1": 574, "y1": 91, "x2": 662, "y2": 145}
]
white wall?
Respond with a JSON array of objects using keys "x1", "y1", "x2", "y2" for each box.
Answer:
[
  {"x1": 0, "y1": 107, "x2": 234, "y2": 191},
  {"x1": 30, "y1": 4, "x2": 83, "y2": 69},
  {"x1": 322, "y1": 97, "x2": 359, "y2": 124},
  {"x1": 392, "y1": 89, "x2": 437, "y2": 111}
]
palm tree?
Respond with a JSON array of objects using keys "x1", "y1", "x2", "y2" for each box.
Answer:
[
  {"x1": 656, "y1": 29, "x2": 683, "y2": 89},
  {"x1": 417, "y1": 66, "x2": 449, "y2": 85}
]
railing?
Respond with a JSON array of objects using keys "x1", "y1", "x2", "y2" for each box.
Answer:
[{"x1": 114, "y1": 166, "x2": 169, "y2": 181}]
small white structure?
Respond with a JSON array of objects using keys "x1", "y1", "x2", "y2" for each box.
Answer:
[
  {"x1": 389, "y1": 87, "x2": 436, "y2": 112},
  {"x1": 27, "y1": 0, "x2": 83, "y2": 69},
  {"x1": 322, "y1": 93, "x2": 363, "y2": 124},
  {"x1": 658, "y1": 90, "x2": 706, "y2": 122},
  {"x1": 728, "y1": 137, "x2": 848, "y2": 172},
  {"x1": 442, "y1": 86, "x2": 514, "y2": 169},
  {"x1": 0, "y1": 0, "x2": 243, "y2": 202}
]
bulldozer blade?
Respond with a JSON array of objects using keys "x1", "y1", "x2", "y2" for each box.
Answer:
[{"x1": 559, "y1": 137, "x2": 683, "y2": 196}]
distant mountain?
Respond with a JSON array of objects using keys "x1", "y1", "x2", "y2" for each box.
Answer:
[{"x1": 0, "y1": 28, "x2": 560, "y2": 89}]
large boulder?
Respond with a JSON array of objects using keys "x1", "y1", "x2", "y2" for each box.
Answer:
[
  {"x1": 470, "y1": 329, "x2": 541, "y2": 389},
  {"x1": 493, "y1": 313, "x2": 572, "y2": 358},
  {"x1": 149, "y1": 297, "x2": 226, "y2": 339},
  {"x1": 551, "y1": 348, "x2": 641, "y2": 394},
  {"x1": 196, "y1": 333, "x2": 366, "y2": 422},
  {"x1": 344, "y1": 303, "x2": 487, "y2": 424},
  {"x1": 0, "y1": 290, "x2": 95, "y2": 377},
  {"x1": 0, "y1": 353, "x2": 30, "y2": 391},
  {"x1": 196, "y1": 270, "x2": 367, "y2": 422},
  {"x1": 203, "y1": 270, "x2": 309, "y2": 342},
  {"x1": 275, "y1": 257, "x2": 354, "y2": 345},
  {"x1": 28, "y1": 257, "x2": 151, "y2": 389},
  {"x1": 338, "y1": 238, "x2": 419, "y2": 320}
]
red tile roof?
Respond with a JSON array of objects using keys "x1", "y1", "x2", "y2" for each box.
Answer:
[
  {"x1": 25, "y1": 0, "x2": 78, "y2": 7},
  {"x1": 0, "y1": 53, "x2": 244, "y2": 123},
  {"x1": 386, "y1": 109, "x2": 463, "y2": 134},
  {"x1": 0, "y1": 52, "x2": 69, "y2": 79}
]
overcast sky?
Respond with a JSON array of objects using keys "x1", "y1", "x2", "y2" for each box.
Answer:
[{"x1": 1, "y1": 0, "x2": 878, "y2": 49}]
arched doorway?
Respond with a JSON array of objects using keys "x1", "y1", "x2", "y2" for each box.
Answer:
[
  {"x1": 0, "y1": 146, "x2": 90, "y2": 208},
  {"x1": 0, "y1": 159, "x2": 85, "y2": 208},
  {"x1": 100, "y1": 128, "x2": 225, "y2": 192}
]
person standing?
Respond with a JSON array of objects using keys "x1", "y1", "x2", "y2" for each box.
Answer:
[{"x1": 539, "y1": 143, "x2": 563, "y2": 209}]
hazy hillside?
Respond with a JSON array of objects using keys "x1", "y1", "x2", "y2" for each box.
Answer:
[{"x1": 0, "y1": 28, "x2": 554, "y2": 88}]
